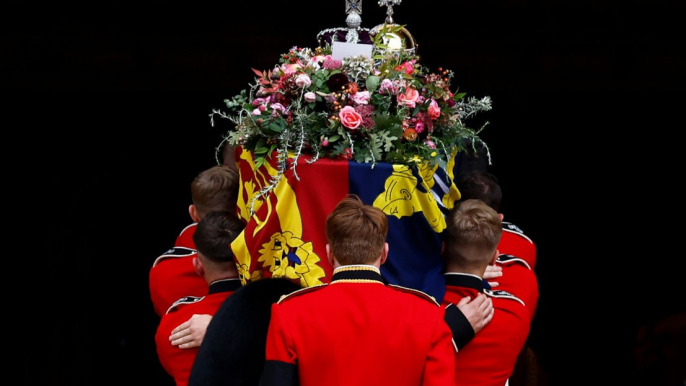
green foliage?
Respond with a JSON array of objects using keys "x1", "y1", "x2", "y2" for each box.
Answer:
[{"x1": 209, "y1": 44, "x2": 493, "y2": 181}]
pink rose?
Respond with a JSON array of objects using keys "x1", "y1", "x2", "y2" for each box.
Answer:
[
  {"x1": 339, "y1": 106, "x2": 362, "y2": 129},
  {"x1": 350, "y1": 91, "x2": 370, "y2": 105},
  {"x1": 295, "y1": 74, "x2": 312, "y2": 88},
  {"x1": 397, "y1": 87, "x2": 419, "y2": 108},
  {"x1": 270, "y1": 103, "x2": 286, "y2": 116},
  {"x1": 427, "y1": 99, "x2": 441, "y2": 119},
  {"x1": 304, "y1": 92, "x2": 316, "y2": 103}
]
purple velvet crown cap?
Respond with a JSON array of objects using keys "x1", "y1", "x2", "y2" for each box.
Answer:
[{"x1": 317, "y1": 27, "x2": 373, "y2": 47}]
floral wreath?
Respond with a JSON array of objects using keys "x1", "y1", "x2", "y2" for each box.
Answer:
[{"x1": 211, "y1": 26, "x2": 493, "y2": 212}]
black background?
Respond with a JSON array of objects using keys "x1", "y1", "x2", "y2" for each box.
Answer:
[{"x1": 8, "y1": 0, "x2": 685, "y2": 385}]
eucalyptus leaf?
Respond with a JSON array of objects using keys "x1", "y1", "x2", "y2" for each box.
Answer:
[{"x1": 366, "y1": 75, "x2": 380, "y2": 93}]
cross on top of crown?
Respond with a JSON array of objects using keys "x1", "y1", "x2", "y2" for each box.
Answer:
[{"x1": 346, "y1": 0, "x2": 362, "y2": 15}]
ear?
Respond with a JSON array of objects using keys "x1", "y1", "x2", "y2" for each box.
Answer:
[
  {"x1": 189, "y1": 204, "x2": 201, "y2": 223},
  {"x1": 498, "y1": 213, "x2": 504, "y2": 222},
  {"x1": 326, "y1": 244, "x2": 335, "y2": 267},
  {"x1": 378, "y1": 243, "x2": 389, "y2": 265},
  {"x1": 192, "y1": 255, "x2": 204, "y2": 277},
  {"x1": 489, "y1": 248, "x2": 499, "y2": 265}
]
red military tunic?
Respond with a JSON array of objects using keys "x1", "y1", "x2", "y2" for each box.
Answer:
[
  {"x1": 149, "y1": 224, "x2": 207, "y2": 317},
  {"x1": 260, "y1": 265, "x2": 455, "y2": 386},
  {"x1": 499, "y1": 221, "x2": 537, "y2": 270},
  {"x1": 496, "y1": 253, "x2": 539, "y2": 322},
  {"x1": 442, "y1": 273, "x2": 531, "y2": 386},
  {"x1": 155, "y1": 278, "x2": 242, "y2": 386},
  {"x1": 174, "y1": 223, "x2": 197, "y2": 249}
]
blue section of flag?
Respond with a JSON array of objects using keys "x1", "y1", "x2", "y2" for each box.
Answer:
[
  {"x1": 346, "y1": 157, "x2": 462, "y2": 303},
  {"x1": 384, "y1": 214, "x2": 446, "y2": 302},
  {"x1": 347, "y1": 161, "x2": 389, "y2": 204}
]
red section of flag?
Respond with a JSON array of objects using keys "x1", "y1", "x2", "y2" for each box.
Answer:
[{"x1": 232, "y1": 150, "x2": 348, "y2": 287}]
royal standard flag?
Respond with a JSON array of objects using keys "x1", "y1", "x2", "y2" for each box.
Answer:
[{"x1": 231, "y1": 146, "x2": 464, "y2": 302}]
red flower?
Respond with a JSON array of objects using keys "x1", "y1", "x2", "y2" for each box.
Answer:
[{"x1": 337, "y1": 148, "x2": 353, "y2": 160}]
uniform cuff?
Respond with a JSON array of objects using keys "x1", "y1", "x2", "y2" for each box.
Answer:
[{"x1": 444, "y1": 304, "x2": 476, "y2": 350}]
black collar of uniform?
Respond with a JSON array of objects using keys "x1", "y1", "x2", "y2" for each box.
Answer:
[
  {"x1": 331, "y1": 265, "x2": 384, "y2": 283},
  {"x1": 208, "y1": 278, "x2": 242, "y2": 294},
  {"x1": 444, "y1": 273, "x2": 484, "y2": 292}
]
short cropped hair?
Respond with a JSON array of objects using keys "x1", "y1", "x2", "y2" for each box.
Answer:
[
  {"x1": 325, "y1": 195, "x2": 388, "y2": 265},
  {"x1": 193, "y1": 210, "x2": 245, "y2": 263},
  {"x1": 191, "y1": 165, "x2": 240, "y2": 219},
  {"x1": 443, "y1": 199, "x2": 502, "y2": 267},
  {"x1": 457, "y1": 170, "x2": 502, "y2": 212}
]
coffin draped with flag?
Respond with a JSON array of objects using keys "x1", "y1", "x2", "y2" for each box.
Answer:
[{"x1": 230, "y1": 146, "x2": 470, "y2": 302}]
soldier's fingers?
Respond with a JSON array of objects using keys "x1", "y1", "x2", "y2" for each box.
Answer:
[
  {"x1": 171, "y1": 321, "x2": 190, "y2": 335},
  {"x1": 481, "y1": 297, "x2": 493, "y2": 313},
  {"x1": 169, "y1": 328, "x2": 189, "y2": 342}
]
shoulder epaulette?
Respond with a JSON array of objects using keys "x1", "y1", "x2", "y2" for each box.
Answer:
[
  {"x1": 502, "y1": 221, "x2": 534, "y2": 244},
  {"x1": 152, "y1": 247, "x2": 197, "y2": 267},
  {"x1": 497, "y1": 254, "x2": 532, "y2": 270},
  {"x1": 388, "y1": 284, "x2": 439, "y2": 306},
  {"x1": 166, "y1": 295, "x2": 204, "y2": 314},
  {"x1": 483, "y1": 288, "x2": 525, "y2": 306},
  {"x1": 276, "y1": 284, "x2": 327, "y2": 304},
  {"x1": 502, "y1": 221, "x2": 524, "y2": 234}
]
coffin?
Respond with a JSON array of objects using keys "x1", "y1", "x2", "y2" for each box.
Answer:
[{"x1": 230, "y1": 145, "x2": 470, "y2": 302}]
